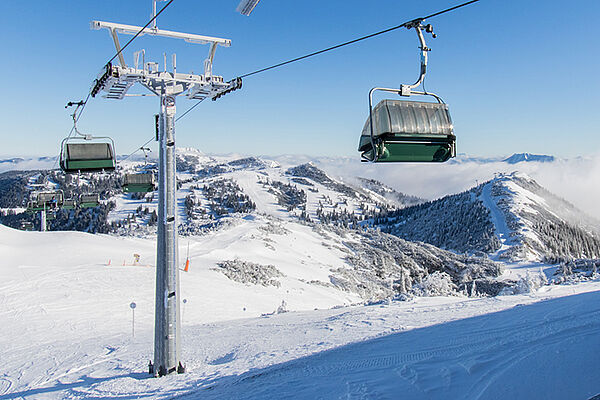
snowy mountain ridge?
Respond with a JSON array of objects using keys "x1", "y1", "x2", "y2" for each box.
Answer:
[
  {"x1": 482, "y1": 172, "x2": 600, "y2": 261},
  {"x1": 372, "y1": 171, "x2": 600, "y2": 262},
  {"x1": 2, "y1": 151, "x2": 598, "y2": 266},
  {"x1": 2, "y1": 151, "x2": 600, "y2": 399}
]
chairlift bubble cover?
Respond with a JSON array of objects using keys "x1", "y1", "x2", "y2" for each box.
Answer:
[{"x1": 359, "y1": 100, "x2": 456, "y2": 162}]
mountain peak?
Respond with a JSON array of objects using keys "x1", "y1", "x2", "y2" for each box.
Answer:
[{"x1": 503, "y1": 153, "x2": 555, "y2": 164}]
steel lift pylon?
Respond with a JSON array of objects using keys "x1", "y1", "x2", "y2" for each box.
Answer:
[{"x1": 91, "y1": 0, "x2": 242, "y2": 377}]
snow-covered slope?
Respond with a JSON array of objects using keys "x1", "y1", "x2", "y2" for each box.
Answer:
[
  {"x1": 1, "y1": 223, "x2": 600, "y2": 399},
  {"x1": 482, "y1": 172, "x2": 600, "y2": 261},
  {"x1": 503, "y1": 152, "x2": 555, "y2": 164},
  {"x1": 372, "y1": 172, "x2": 600, "y2": 262},
  {"x1": 3, "y1": 150, "x2": 600, "y2": 399}
]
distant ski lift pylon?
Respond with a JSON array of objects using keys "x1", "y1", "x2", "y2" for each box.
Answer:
[
  {"x1": 60, "y1": 101, "x2": 117, "y2": 173},
  {"x1": 359, "y1": 20, "x2": 456, "y2": 163}
]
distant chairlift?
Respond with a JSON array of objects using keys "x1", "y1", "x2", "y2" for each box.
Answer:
[
  {"x1": 59, "y1": 101, "x2": 117, "y2": 173},
  {"x1": 79, "y1": 194, "x2": 100, "y2": 208},
  {"x1": 359, "y1": 20, "x2": 456, "y2": 163},
  {"x1": 62, "y1": 198, "x2": 77, "y2": 209},
  {"x1": 123, "y1": 173, "x2": 156, "y2": 193},
  {"x1": 26, "y1": 190, "x2": 64, "y2": 212},
  {"x1": 60, "y1": 138, "x2": 116, "y2": 173},
  {"x1": 20, "y1": 221, "x2": 34, "y2": 231}
]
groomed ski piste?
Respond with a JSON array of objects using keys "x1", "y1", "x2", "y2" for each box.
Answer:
[{"x1": 2, "y1": 215, "x2": 600, "y2": 399}]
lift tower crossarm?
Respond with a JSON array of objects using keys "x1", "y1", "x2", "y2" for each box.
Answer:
[{"x1": 91, "y1": 21, "x2": 231, "y2": 46}]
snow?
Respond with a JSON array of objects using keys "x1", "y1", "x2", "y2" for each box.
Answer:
[
  {"x1": 480, "y1": 181, "x2": 514, "y2": 259},
  {"x1": 1, "y1": 223, "x2": 600, "y2": 399}
]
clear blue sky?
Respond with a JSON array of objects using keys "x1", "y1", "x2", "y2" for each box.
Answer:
[{"x1": 1, "y1": 0, "x2": 599, "y2": 158}]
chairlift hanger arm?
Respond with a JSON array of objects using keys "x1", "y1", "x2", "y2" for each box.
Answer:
[
  {"x1": 65, "y1": 101, "x2": 91, "y2": 139},
  {"x1": 401, "y1": 21, "x2": 437, "y2": 96}
]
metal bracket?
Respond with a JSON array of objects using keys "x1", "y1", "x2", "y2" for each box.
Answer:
[
  {"x1": 90, "y1": 20, "x2": 235, "y2": 100},
  {"x1": 204, "y1": 43, "x2": 217, "y2": 77},
  {"x1": 400, "y1": 20, "x2": 437, "y2": 97},
  {"x1": 109, "y1": 28, "x2": 127, "y2": 68}
]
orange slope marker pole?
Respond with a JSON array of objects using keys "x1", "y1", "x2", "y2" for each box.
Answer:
[{"x1": 183, "y1": 241, "x2": 190, "y2": 272}]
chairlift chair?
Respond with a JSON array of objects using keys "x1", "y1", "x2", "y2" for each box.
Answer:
[
  {"x1": 60, "y1": 137, "x2": 116, "y2": 173},
  {"x1": 359, "y1": 20, "x2": 456, "y2": 163},
  {"x1": 60, "y1": 101, "x2": 117, "y2": 173},
  {"x1": 35, "y1": 191, "x2": 64, "y2": 205},
  {"x1": 20, "y1": 221, "x2": 34, "y2": 231},
  {"x1": 26, "y1": 201, "x2": 44, "y2": 212},
  {"x1": 27, "y1": 191, "x2": 64, "y2": 211},
  {"x1": 62, "y1": 199, "x2": 77, "y2": 209},
  {"x1": 79, "y1": 194, "x2": 100, "y2": 208},
  {"x1": 122, "y1": 173, "x2": 156, "y2": 193}
]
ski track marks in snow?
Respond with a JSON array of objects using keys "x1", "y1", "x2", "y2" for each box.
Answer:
[
  {"x1": 182, "y1": 292, "x2": 600, "y2": 400},
  {"x1": 3, "y1": 286, "x2": 600, "y2": 399}
]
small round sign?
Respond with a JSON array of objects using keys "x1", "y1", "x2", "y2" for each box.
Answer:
[
  {"x1": 130, "y1": 302, "x2": 137, "y2": 309},
  {"x1": 163, "y1": 96, "x2": 175, "y2": 107},
  {"x1": 183, "y1": 299, "x2": 187, "y2": 304}
]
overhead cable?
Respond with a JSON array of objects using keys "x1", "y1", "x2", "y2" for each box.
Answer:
[
  {"x1": 176, "y1": 0, "x2": 480, "y2": 122},
  {"x1": 237, "y1": 0, "x2": 480, "y2": 79},
  {"x1": 56, "y1": 1, "x2": 177, "y2": 169},
  {"x1": 107, "y1": 0, "x2": 175, "y2": 66},
  {"x1": 120, "y1": 137, "x2": 156, "y2": 163}
]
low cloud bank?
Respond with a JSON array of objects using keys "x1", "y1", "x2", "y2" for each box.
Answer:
[{"x1": 317, "y1": 154, "x2": 600, "y2": 221}]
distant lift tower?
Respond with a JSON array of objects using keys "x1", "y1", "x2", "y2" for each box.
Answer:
[{"x1": 91, "y1": 0, "x2": 242, "y2": 377}]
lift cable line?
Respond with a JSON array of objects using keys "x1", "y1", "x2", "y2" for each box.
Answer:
[
  {"x1": 106, "y1": 0, "x2": 175, "y2": 67},
  {"x1": 54, "y1": 1, "x2": 176, "y2": 171},
  {"x1": 121, "y1": 137, "x2": 156, "y2": 163},
  {"x1": 176, "y1": 0, "x2": 481, "y2": 122},
  {"x1": 238, "y1": 0, "x2": 480, "y2": 79},
  {"x1": 174, "y1": 98, "x2": 205, "y2": 122}
]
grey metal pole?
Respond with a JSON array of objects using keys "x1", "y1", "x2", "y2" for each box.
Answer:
[
  {"x1": 40, "y1": 208, "x2": 46, "y2": 232},
  {"x1": 153, "y1": 94, "x2": 182, "y2": 376}
]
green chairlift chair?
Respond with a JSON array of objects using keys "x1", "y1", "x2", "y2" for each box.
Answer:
[
  {"x1": 359, "y1": 20, "x2": 456, "y2": 163},
  {"x1": 359, "y1": 98, "x2": 455, "y2": 162},
  {"x1": 62, "y1": 199, "x2": 77, "y2": 209},
  {"x1": 79, "y1": 194, "x2": 100, "y2": 208},
  {"x1": 122, "y1": 173, "x2": 156, "y2": 193},
  {"x1": 60, "y1": 101, "x2": 117, "y2": 173},
  {"x1": 60, "y1": 139, "x2": 116, "y2": 173},
  {"x1": 26, "y1": 190, "x2": 64, "y2": 212}
]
